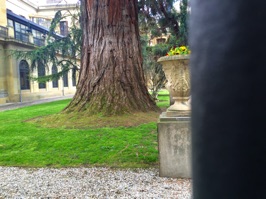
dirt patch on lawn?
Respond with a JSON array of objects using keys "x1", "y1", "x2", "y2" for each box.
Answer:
[{"x1": 26, "y1": 111, "x2": 161, "y2": 129}]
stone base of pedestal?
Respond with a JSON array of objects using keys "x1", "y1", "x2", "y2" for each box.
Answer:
[
  {"x1": 157, "y1": 112, "x2": 191, "y2": 178},
  {"x1": 165, "y1": 110, "x2": 191, "y2": 117}
]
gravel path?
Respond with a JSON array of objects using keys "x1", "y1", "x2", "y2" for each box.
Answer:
[{"x1": 0, "y1": 167, "x2": 192, "y2": 198}]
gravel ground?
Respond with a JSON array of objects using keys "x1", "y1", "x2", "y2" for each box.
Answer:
[{"x1": 0, "y1": 167, "x2": 192, "y2": 198}]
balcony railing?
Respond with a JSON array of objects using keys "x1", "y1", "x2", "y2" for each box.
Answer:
[
  {"x1": 15, "y1": 31, "x2": 29, "y2": 43},
  {"x1": 33, "y1": 37, "x2": 45, "y2": 46},
  {"x1": 0, "y1": 26, "x2": 8, "y2": 38},
  {"x1": 1, "y1": 25, "x2": 57, "y2": 48}
]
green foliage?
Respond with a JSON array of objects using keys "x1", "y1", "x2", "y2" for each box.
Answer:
[
  {"x1": 167, "y1": 35, "x2": 180, "y2": 46},
  {"x1": 150, "y1": 28, "x2": 162, "y2": 38},
  {"x1": 156, "y1": 89, "x2": 170, "y2": 108},
  {"x1": 12, "y1": 9, "x2": 81, "y2": 83},
  {"x1": 179, "y1": 0, "x2": 189, "y2": 45},
  {"x1": 140, "y1": 35, "x2": 149, "y2": 56},
  {"x1": 138, "y1": 0, "x2": 179, "y2": 36},
  {"x1": 48, "y1": 11, "x2": 62, "y2": 39},
  {"x1": 138, "y1": 0, "x2": 189, "y2": 45},
  {"x1": 141, "y1": 36, "x2": 166, "y2": 99},
  {"x1": 152, "y1": 43, "x2": 169, "y2": 57}
]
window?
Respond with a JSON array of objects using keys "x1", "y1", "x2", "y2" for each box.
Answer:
[
  {"x1": 19, "y1": 60, "x2": 30, "y2": 90},
  {"x1": 63, "y1": 72, "x2": 68, "y2": 87},
  {"x1": 52, "y1": 65, "x2": 58, "y2": 88},
  {"x1": 30, "y1": 17, "x2": 51, "y2": 29},
  {"x1": 0, "y1": 26, "x2": 8, "y2": 38},
  {"x1": 38, "y1": 64, "x2": 46, "y2": 89},
  {"x1": 7, "y1": 19, "x2": 14, "y2": 28},
  {"x1": 47, "y1": 0, "x2": 62, "y2": 3},
  {"x1": 14, "y1": 22, "x2": 29, "y2": 43},
  {"x1": 156, "y1": 38, "x2": 166, "y2": 44},
  {"x1": 32, "y1": 29, "x2": 45, "y2": 46},
  {"x1": 72, "y1": 69, "x2": 76, "y2": 87},
  {"x1": 60, "y1": 21, "x2": 68, "y2": 36}
]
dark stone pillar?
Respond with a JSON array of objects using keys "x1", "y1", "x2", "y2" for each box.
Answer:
[{"x1": 190, "y1": 1, "x2": 266, "y2": 198}]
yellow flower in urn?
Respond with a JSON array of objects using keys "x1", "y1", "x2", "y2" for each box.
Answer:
[{"x1": 167, "y1": 46, "x2": 190, "y2": 56}]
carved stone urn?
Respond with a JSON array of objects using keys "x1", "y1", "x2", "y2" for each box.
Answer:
[{"x1": 158, "y1": 55, "x2": 190, "y2": 111}]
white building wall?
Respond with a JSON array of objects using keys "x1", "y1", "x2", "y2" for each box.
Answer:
[{"x1": 6, "y1": 0, "x2": 37, "y2": 19}]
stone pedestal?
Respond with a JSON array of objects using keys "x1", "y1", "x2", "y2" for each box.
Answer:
[{"x1": 157, "y1": 112, "x2": 191, "y2": 178}]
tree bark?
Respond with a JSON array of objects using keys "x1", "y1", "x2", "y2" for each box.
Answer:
[{"x1": 65, "y1": 0, "x2": 159, "y2": 115}]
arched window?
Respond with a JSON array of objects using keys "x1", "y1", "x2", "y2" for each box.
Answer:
[
  {"x1": 38, "y1": 63, "x2": 46, "y2": 89},
  {"x1": 52, "y1": 65, "x2": 58, "y2": 88},
  {"x1": 19, "y1": 60, "x2": 30, "y2": 90}
]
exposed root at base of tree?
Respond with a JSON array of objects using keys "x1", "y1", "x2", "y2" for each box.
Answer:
[{"x1": 26, "y1": 111, "x2": 161, "y2": 129}]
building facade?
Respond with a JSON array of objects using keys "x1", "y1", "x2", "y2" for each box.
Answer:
[{"x1": 0, "y1": 0, "x2": 79, "y2": 104}]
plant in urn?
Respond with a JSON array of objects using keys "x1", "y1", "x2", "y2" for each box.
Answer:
[{"x1": 158, "y1": 46, "x2": 190, "y2": 115}]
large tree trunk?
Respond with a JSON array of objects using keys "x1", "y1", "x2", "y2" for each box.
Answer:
[{"x1": 65, "y1": 0, "x2": 159, "y2": 115}]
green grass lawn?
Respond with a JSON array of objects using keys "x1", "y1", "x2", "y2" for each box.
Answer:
[
  {"x1": 156, "y1": 89, "x2": 170, "y2": 108},
  {"x1": 0, "y1": 91, "x2": 169, "y2": 168}
]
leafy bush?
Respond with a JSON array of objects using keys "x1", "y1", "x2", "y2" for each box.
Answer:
[{"x1": 152, "y1": 43, "x2": 169, "y2": 57}]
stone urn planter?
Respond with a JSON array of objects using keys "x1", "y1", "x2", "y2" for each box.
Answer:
[{"x1": 158, "y1": 55, "x2": 190, "y2": 111}]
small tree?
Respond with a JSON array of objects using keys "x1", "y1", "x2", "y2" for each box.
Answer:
[
  {"x1": 138, "y1": 0, "x2": 189, "y2": 46},
  {"x1": 145, "y1": 52, "x2": 166, "y2": 100},
  {"x1": 14, "y1": 8, "x2": 81, "y2": 83},
  {"x1": 141, "y1": 36, "x2": 167, "y2": 99}
]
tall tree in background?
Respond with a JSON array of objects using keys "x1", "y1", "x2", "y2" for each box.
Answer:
[
  {"x1": 141, "y1": 36, "x2": 167, "y2": 100},
  {"x1": 139, "y1": 0, "x2": 189, "y2": 100},
  {"x1": 64, "y1": 0, "x2": 159, "y2": 115},
  {"x1": 138, "y1": 0, "x2": 189, "y2": 45},
  {"x1": 178, "y1": 0, "x2": 188, "y2": 45}
]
